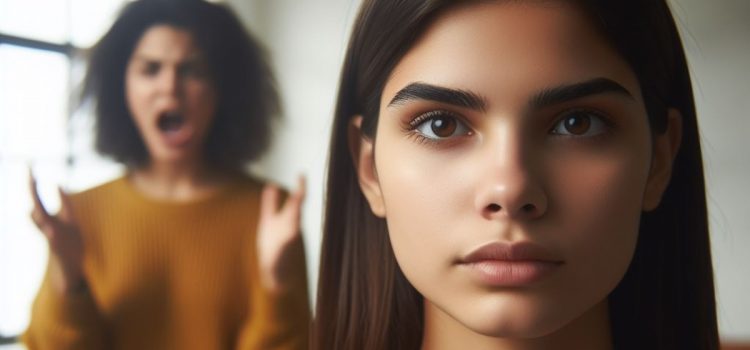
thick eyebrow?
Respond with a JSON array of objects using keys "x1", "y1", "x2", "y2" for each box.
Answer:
[
  {"x1": 388, "y1": 82, "x2": 487, "y2": 111},
  {"x1": 530, "y1": 77, "x2": 634, "y2": 109}
]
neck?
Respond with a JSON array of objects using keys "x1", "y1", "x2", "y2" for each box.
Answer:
[
  {"x1": 421, "y1": 300, "x2": 613, "y2": 350},
  {"x1": 128, "y1": 159, "x2": 238, "y2": 202}
]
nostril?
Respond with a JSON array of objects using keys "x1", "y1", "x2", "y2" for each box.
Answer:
[{"x1": 487, "y1": 204, "x2": 501, "y2": 212}]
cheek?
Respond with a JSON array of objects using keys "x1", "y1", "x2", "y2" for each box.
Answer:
[
  {"x1": 545, "y1": 149, "x2": 650, "y2": 306},
  {"x1": 125, "y1": 72, "x2": 151, "y2": 129},
  {"x1": 186, "y1": 81, "x2": 217, "y2": 119},
  {"x1": 372, "y1": 120, "x2": 653, "y2": 337},
  {"x1": 375, "y1": 138, "x2": 475, "y2": 283}
]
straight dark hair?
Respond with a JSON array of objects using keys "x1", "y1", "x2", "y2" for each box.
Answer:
[
  {"x1": 314, "y1": 0, "x2": 718, "y2": 349},
  {"x1": 82, "y1": 0, "x2": 279, "y2": 171}
]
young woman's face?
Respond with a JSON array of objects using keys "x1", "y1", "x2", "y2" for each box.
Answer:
[
  {"x1": 356, "y1": 1, "x2": 675, "y2": 341},
  {"x1": 125, "y1": 25, "x2": 217, "y2": 166}
]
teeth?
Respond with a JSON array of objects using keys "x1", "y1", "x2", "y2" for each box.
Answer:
[{"x1": 158, "y1": 112, "x2": 185, "y2": 132}]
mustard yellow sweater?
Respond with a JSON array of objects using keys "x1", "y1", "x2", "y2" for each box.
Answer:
[{"x1": 23, "y1": 176, "x2": 310, "y2": 350}]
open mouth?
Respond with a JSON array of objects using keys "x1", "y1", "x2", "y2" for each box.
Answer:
[{"x1": 157, "y1": 111, "x2": 186, "y2": 133}]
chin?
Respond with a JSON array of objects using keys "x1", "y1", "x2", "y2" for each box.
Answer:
[
  {"x1": 149, "y1": 148, "x2": 195, "y2": 164},
  {"x1": 457, "y1": 304, "x2": 569, "y2": 340}
]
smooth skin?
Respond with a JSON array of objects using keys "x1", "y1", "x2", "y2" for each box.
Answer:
[
  {"x1": 353, "y1": 2, "x2": 681, "y2": 350},
  {"x1": 29, "y1": 25, "x2": 305, "y2": 298}
]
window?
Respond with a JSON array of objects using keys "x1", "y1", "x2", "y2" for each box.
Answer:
[{"x1": 0, "y1": 0, "x2": 127, "y2": 342}]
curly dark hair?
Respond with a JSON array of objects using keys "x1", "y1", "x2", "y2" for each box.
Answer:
[{"x1": 82, "y1": 0, "x2": 279, "y2": 171}]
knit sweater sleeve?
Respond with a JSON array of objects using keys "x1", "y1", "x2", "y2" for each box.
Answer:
[
  {"x1": 22, "y1": 186, "x2": 110, "y2": 350},
  {"x1": 22, "y1": 261, "x2": 109, "y2": 350}
]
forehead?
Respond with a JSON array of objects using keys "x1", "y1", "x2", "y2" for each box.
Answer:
[
  {"x1": 132, "y1": 24, "x2": 199, "y2": 60},
  {"x1": 382, "y1": 1, "x2": 642, "y2": 109}
]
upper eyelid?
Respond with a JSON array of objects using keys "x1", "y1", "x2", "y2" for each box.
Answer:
[
  {"x1": 142, "y1": 62, "x2": 160, "y2": 70},
  {"x1": 405, "y1": 106, "x2": 615, "y2": 134},
  {"x1": 548, "y1": 109, "x2": 614, "y2": 138},
  {"x1": 551, "y1": 107, "x2": 614, "y2": 126},
  {"x1": 407, "y1": 109, "x2": 473, "y2": 129}
]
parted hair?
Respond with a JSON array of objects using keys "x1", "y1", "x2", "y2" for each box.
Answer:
[{"x1": 313, "y1": 1, "x2": 719, "y2": 349}]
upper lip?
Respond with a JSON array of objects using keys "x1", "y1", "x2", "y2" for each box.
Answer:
[
  {"x1": 159, "y1": 110, "x2": 184, "y2": 119},
  {"x1": 156, "y1": 110, "x2": 186, "y2": 127},
  {"x1": 458, "y1": 241, "x2": 564, "y2": 264}
]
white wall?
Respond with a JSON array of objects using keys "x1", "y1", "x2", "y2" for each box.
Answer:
[
  {"x1": 228, "y1": 0, "x2": 750, "y2": 341},
  {"x1": 670, "y1": 0, "x2": 750, "y2": 341},
  {"x1": 225, "y1": 0, "x2": 363, "y2": 310},
  {"x1": 4, "y1": 0, "x2": 744, "y2": 346}
]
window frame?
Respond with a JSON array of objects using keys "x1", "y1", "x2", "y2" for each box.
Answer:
[{"x1": 0, "y1": 31, "x2": 77, "y2": 344}]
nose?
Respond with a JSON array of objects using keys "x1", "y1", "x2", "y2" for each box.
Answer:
[
  {"x1": 474, "y1": 133, "x2": 548, "y2": 221},
  {"x1": 157, "y1": 67, "x2": 181, "y2": 98}
]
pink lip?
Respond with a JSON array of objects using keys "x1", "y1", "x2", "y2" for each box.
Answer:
[
  {"x1": 458, "y1": 241, "x2": 563, "y2": 287},
  {"x1": 161, "y1": 124, "x2": 194, "y2": 147}
]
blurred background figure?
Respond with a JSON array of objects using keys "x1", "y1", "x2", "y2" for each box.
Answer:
[
  {"x1": 1, "y1": 0, "x2": 749, "y2": 349},
  {"x1": 8, "y1": 0, "x2": 310, "y2": 349}
]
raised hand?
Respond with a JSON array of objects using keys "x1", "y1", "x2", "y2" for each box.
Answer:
[
  {"x1": 255, "y1": 176, "x2": 307, "y2": 294},
  {"x1": 29, "y1": 170, "x2": 86, "y2": 294}
]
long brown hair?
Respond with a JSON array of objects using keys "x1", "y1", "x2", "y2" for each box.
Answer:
[{"x1": 314, "y1": 1, "x2": 719, "y2": 349}]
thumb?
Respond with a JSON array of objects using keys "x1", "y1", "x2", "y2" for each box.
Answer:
[
  {"x1": 295, "y1": 174, "x2": 306, "y2": 204},
  {"x1": 260, "y1": 183, "x2": 281, "y2": 222},
  {"x1": 57, "y1": 187, "x2": 75, "y2": 223},
  {"x1": 281, "y1": 175, "x2": 306, "y2": 219}
]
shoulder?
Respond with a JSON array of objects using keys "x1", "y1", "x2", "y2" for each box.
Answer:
[
  {"x1": 235, "y1": 173, "x2": 266, "y2": 191},
  {"x1": 228, "y1": 173, "x2": 297, "y2": 202},
  {"x1": 68, "y1": 177, "x2": 128, "y2": 203},
  {"x1": 222, "y1": 173, "x2": 267, "y2": 205},
  {"x1": 62, "y1": 177, "x2": 129, "y2": 231}
]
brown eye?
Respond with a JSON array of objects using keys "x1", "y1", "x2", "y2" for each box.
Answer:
[
  {"x1": 413, "y1": 110, "x2": 471, "y2": 140},
  {"x1": 551, "y1": 110, "x2": 609, "y2": 137},
  {"x1": 430, "y1": 116, "x2": 457, "y2": 137},
  {"x1": 561, "y1": 114, "x2": 591, "y2": 135},
  {"x1": 179, "y1": 63, "x2": 208, "y2": 79},
  {"x1": 143, "y1": 61, "x2": 160, "y2": 76}
]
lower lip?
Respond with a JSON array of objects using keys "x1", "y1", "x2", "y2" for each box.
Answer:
[
  {"x1": 461, "y1": 260, "x2": 561, "y2": 287},
  {"x1": 160, "y1": 126, "x2": 193, "y2": 147}
]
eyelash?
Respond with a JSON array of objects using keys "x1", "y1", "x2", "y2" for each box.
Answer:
[
  {"x1": 142, "y1": 63, "x2": 160, "y2": 76},
  {"x1": 404, "y1": 110, "x2": 473, "y2": 146},
  {"x1": 403, "y1": 107, "x2": 615, "y2": 147},
  {"x1": 548, "y1": 108, "x2": 615, "y2": 141}
]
